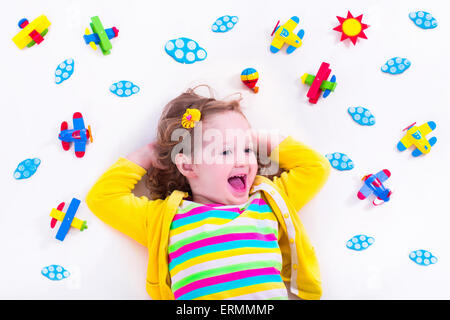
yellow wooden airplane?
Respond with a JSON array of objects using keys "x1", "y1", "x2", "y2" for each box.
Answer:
[
  {"x1": 397, "y1": 121, "x2": 437, "y2": 157},
  {"x1": 270, "y1": 16, "x2": 305, "y2": 54},
  {"x1": 12, "y1": 15, "x2": 51, "y2": 49}
]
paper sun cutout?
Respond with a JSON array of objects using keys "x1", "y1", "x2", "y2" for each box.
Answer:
[{"x1": 333, "y1": 11, "x2": 369, "y2": 45}]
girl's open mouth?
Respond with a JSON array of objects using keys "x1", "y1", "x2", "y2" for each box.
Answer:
[{"x1": 227, "y1": 174, "x2": 247, "y2": 192}]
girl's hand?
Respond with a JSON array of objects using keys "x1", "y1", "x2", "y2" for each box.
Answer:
[{"x1": 126, "y1": 141, "x2": 163, "y2": 171}]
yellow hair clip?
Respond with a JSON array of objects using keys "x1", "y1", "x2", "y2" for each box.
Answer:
[{"x1": 181, "y1": 108, "x2": 201, "y2": 129}]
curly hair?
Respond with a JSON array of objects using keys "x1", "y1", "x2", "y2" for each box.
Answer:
[{"x1": 146, "y1": 85, "x2": 282, "y2": 200}]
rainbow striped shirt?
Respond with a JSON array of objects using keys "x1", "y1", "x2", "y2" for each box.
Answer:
[{"x1": 168, "y1": 191, "x2": 288, "y2": 300}]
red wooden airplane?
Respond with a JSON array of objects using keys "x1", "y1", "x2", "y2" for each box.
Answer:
[{"x1": 301, "y1": 62, "x2": 337, "y2": 104}]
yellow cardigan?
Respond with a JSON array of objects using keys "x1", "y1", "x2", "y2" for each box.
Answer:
[{"x1": 86, "y1": 136, "x2": 330, "y2": 300}]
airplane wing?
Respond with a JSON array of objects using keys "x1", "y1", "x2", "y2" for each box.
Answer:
[
  {"x1": 308, "y1": 63, "x2": 331, "y2": 103},
  {"x1": 322, "y1": 75, "x2": 336, "y2": 98},
  {"x1": 375, "y1": 169, "x2": 391, "y2": 183},
  {"x1": 357, "y1": 183, "x2": 373, "y2": 200},
  {"x1": 270, "y1": 37, "x2": 285, "y2": 53},
  {"x1": 283, "y1": 16, "x2": 300, "y2": 32},
  {"x1": 417, "y1": 121, "x2": 436, "y2": 137},
  {"x1": 50, "y1": 202, "x2": 65, "y2": 228},
  {"x1": 72, "y1": 112, "x2": 86, "y2": 131},
  {"x1": 397, "y1": 135, "x2": 412, "y2": 151},
  {"x1": 60, "y1": 121, "x2": 71, "y2": 150},
  {"x1": 74, "y1": 141, "x2": 86, "y2": 158},
  {"x1": 55, "y1": 198, "x2": 81, "y2": 241}
]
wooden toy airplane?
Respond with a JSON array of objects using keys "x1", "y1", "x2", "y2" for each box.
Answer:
[
  {"x1": 12, "y1": 15, "x2": 51, "y2": 49},
  {"x1": 50, "y1": 198, "x2": 87, "y2": 241},
  {"x1": 301, "y1": 62, "x2": 337, "y2": 104},
  {"x1": 397, "y1": 122, "x2": 437, "y2": 157},
  {"x1": 58, "y1": 112, "x2": 93, "y2": 158},
  {"x1": 270, "y1": 16, "x2": 305, "y2": 54},
  {"x1": 357, "y1": 169, "x2": 392, "y2": 206},
  {"x1": 83, "y1": 16, "x2": 119, "y2": 55}
]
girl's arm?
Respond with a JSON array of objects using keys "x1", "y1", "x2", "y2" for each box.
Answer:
[
  {"x1": 127, "y1": 142, "x2": 163, "y2": 171},
  {"x1": 253, "y1": 132, "x2": 331, "y2": 213},
  {"x1": 85, "y1": 142, "x2": 164, "y2": 246}
]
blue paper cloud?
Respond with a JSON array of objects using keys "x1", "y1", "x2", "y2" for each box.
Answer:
[
  {"x1": 14, "y1": 158, "x2": 40, "y2": 180},
  {"x1": 165, "y1": 37, "x2": 207, "y2": 64},
  {"x1": 348, "y1": 106, "x2": 376, "y2": 126},
  {"x1": 409, "y1": 11, "x2": 437, "y2": 29},
  {"x1": 110, "y1": 81, "x2": 140, "y2": 97},
  {"x1": 409, "y1": 250, "x2": 438, "y2": 266},
  {"x1": 212, "y1": 15, "x2": 239, "y2": 32},
  {"x1": 325, "y1": 152, "x2": 354, "y2": 171},
  {"x1": 381, "y1": 57, "x2": 411, "y2": 75},
  {"x1": 55, "y1": 59, "x2": 74, "y2": 84},
  {"x1": 346, "y1": 235, "x2": 375, "y2": 251},
  {"x1": 41, "y1": 265, "x2": 70, "y2": 281}
]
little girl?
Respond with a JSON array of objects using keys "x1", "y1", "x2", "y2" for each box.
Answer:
[{"x1": 86, "y1": 85, "x2": 330, "y2": 300}]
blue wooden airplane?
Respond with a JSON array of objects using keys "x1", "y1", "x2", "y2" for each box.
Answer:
[
  {"x1": 50, "y1": 198, "x2": 87, "y2": 241},
  {"x1": 58, "y1": 112, "x2": 92, "y2": 158},
  {"x1": 357, "y1": 169, "x2": 392, "y2": 206}
]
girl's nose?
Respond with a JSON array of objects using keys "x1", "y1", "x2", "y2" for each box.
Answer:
[
  {"x1": 232, "y1": 150, "x2": 245, "y2": 166},
  {"x1": 235, "y1": 150, "x2": 254, "y2": 166}
]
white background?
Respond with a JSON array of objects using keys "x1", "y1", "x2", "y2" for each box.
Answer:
[{"x1": 1, "y1": 0, "x2": 449, "y2": 299}]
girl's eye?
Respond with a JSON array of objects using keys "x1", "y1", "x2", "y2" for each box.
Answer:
[{"x1": 222, "y1": 148, "x2": 253, "y2": 155}]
